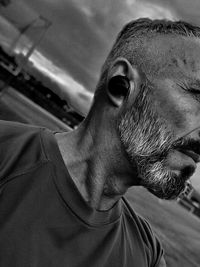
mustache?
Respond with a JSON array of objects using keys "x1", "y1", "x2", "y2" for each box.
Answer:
[{"x1": 172, "y1": 138, "x2": 200, "y2": 155}]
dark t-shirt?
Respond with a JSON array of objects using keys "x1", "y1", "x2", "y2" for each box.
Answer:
[{"x1": 0, "y1": 120, "x2": 163, "y2": 267}]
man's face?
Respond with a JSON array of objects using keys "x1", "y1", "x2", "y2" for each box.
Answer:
[{"x1": 117, "y1": 36, "x2": 200, "y2": 199}]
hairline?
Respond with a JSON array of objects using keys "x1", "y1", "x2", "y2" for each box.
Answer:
[{"x1": 93, "y1": 18, "x2": 200, "y2": 100}]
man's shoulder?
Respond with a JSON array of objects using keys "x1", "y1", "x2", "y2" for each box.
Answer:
[
  {"x1": 122, "y1": 197, "x2": 164, "y2": 267},
  {"x1": 0, "y1": 120, "x2": 41, "y2": 135},
  {"x1": 122, "y1": 197, "x2": 151, "y2": 224},
  {"x1": 0, "y1": 120, "x2": 49, "y2": 183},
  {"x1": 0, "y1": 120, "x2": 45, "y2": 152}
]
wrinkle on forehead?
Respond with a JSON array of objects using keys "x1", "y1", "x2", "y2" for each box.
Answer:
[{"x1": 140, "y1": 35, "x2": 200, "y2": 80}]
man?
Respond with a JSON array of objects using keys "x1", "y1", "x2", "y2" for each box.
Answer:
[{"x1": 1, "y1": 18, "x2": 200, "y2": 267}]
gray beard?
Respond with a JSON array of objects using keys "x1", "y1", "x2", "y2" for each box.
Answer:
[{"x1": 117, "y1": 83, "x2": 188, "y2": 200}]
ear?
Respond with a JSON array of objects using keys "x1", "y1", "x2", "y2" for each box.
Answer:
[{"x1": 106, "y1": 57, "x2": 142, "y2": 107}]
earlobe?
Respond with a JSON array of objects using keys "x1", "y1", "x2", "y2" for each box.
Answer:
[{"x1": 107, "y1": 75, "x2": 130, "y2": 107}]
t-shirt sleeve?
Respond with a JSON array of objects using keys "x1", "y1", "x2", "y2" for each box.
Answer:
[
  {"x1": 139, "y1": 216, "x2": 165, "y2": 267},
  {"x1": 122, "y1": 197, "x2": 166, "y2": 266},
  {"x1": 0, "y1": 120, "x2": 46, "y2": 184}
]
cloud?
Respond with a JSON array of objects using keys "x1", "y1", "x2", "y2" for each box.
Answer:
[
  {"x1": 30, "y1": 50, "x2": 93, "y2": 115},
  {"x1": 21, "y1": 0, "x2": 110, "y2": 90},
  {"x1": 0, "y1": 13, "x2": 93, "y2": 115},
  {"x1": 2, "y1": 0, "x2": 200, "y2": 188},
  {"x1": 2, "y1": 0, "x2": 200, "y2": 117},
  {"x1": 126, "y1": 1, "x2": 176, "y2": 20},
  {"x1": 0, "y1": 0, "x2": 179, "y2": 96},
  {"x1": 0, "y1": 15, "x2": 18, "y2": 47},
  {"x1": 139, "y1": 0, "x2": 200, "y2": 24},
  {"x1": 0, "y1": 0, "x2": 38, "y2": 28}
]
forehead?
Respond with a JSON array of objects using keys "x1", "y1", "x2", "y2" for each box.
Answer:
[{"x1": 143, "y1": 35, "x2": 200, "y2": 81}]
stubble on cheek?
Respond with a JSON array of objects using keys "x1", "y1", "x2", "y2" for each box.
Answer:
[{"x1": 117, "y1": 80, "x2": 192, "y2": 199}]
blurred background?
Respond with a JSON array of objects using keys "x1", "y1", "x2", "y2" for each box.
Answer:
[{"x1": 0, "y1": 0, "x2": 200, "y2": 266}]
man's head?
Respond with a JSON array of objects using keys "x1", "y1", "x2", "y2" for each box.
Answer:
[{"x1": 89, "y1": 18, "x2": 200, "y2": 200}]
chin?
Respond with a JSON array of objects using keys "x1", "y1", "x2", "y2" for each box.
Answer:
[{"x1": 140, "y1": 164, "x2": 194, "y2": 200}]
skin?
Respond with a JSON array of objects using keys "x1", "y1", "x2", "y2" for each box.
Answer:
[
  {"x1": 145, "y1": 36, "x2": 200, "y2": 176},
  {"x1": 55, "y1": 35, "x2": 200, "y2": 212}
]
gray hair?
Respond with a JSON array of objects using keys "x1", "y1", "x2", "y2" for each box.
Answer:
[{"x1": 94, "y1": 18, "x2": 200, "y2": 99}]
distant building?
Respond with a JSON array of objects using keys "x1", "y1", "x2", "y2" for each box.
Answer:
[
  {"x1": 178, "y1": 181, "x2": 200, "y2": 218},
  {"x1": 0, "y1": 46, "x2": 84, "y2": 128}
]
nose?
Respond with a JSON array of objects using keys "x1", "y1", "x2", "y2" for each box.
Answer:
[{"x1": 182, "y1": 126, "x2": 200, "y2": 141}]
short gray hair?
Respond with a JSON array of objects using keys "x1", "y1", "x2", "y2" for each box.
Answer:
[{"x1": 94, "y1": 18, "x2": 200, "y2": 99}]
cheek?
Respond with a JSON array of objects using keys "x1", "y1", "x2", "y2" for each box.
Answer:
[
  {"x1": 153, "y1": 96, "x2": 182, "y2": 130},
  {"x1": 154, "y1": 88, "x2": 200, "y2": 134},
  {"x1": 169, "y1": 99, "x2": 200, "y2": 134}
]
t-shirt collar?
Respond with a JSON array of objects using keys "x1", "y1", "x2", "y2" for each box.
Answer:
[{"x1": 42, "y1": 128, "x2": 122, "y2": 227}]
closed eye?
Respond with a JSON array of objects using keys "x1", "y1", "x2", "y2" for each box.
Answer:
[
  {"x1": 188, "y1": 88, "x2": 200, "y2": 94},
  {"x1": 179, "y1": 83, "x2": 200, "y2": 101},
  {"x1": 188, "y1": 88, "x2": 200, "y2": 102},
  {"x1": 178, "y1": 82, "x2": 200, "y2": 97}
]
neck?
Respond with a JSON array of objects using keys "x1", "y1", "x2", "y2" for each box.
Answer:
[{"x1": 55, "y1": 120, "x2": 138, "y2": 211}]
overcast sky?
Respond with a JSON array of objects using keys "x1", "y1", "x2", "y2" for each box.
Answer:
[
  {"x1": 0, "y1": 0, "x2": 176, "y2": 92},
  {"x1": 1, "y1": 0, "x2": 200, "y2": 113},
  {"x1": 1, "y1": 0, "x2": 200, "y2": 187}
]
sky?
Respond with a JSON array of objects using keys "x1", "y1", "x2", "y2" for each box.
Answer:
[
  {"x1": 1, "y1": 0, "x2": 200, "y2": 188},
  {"x1": 1, "y1": 0, "x2": 200, "y2": 114},
  {"x1": 0, "y1": 0, "x2": 179, "y2": 114}
]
